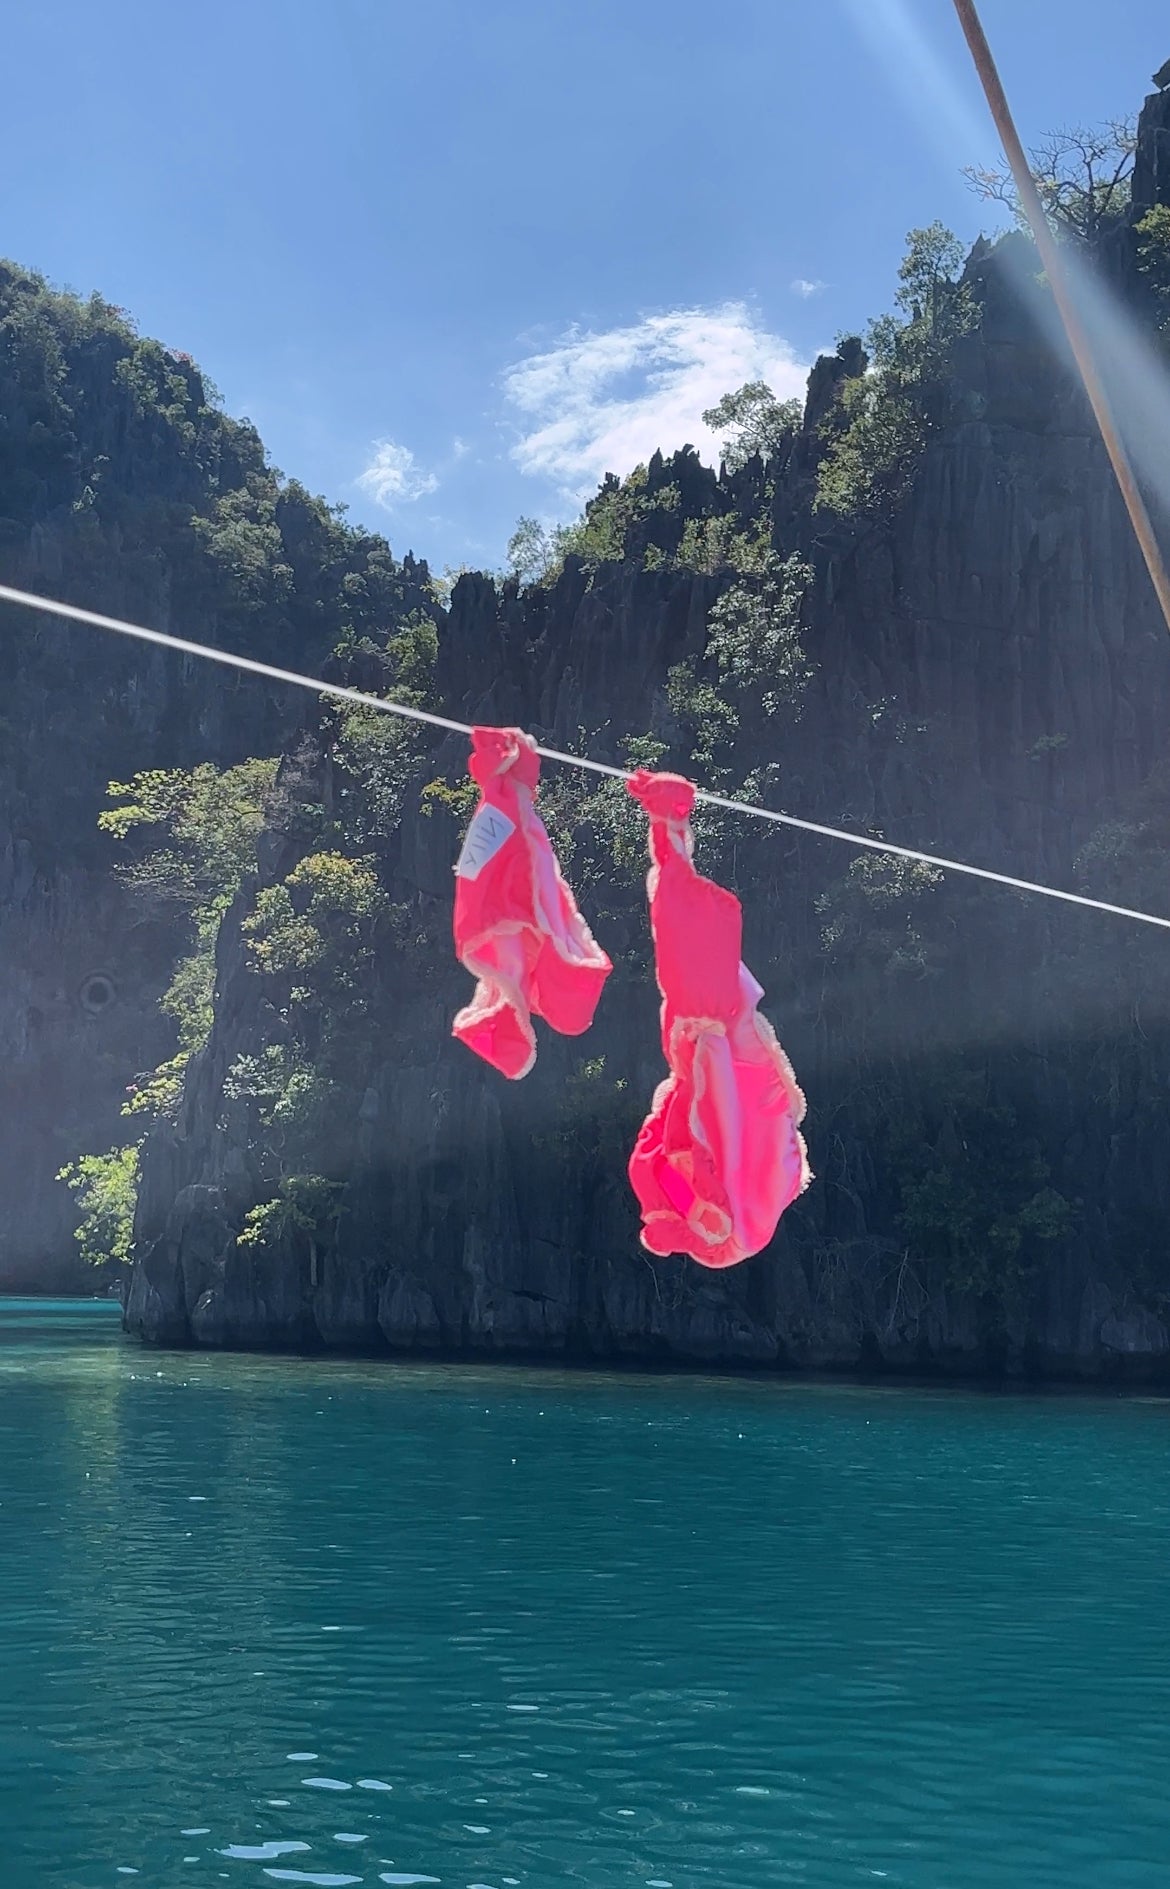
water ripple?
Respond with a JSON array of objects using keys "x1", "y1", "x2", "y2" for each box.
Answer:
[
  {"x1": 6, "y1": 1302, "x2": 1170, "y2": 1887},
  {"x1": 220, "y1": 1842, "x2": 312, "y2": 1860}
]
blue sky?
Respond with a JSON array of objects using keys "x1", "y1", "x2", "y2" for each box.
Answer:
[{"x1": 4, "y1": 0, "x2": 1166, "y2": 572}]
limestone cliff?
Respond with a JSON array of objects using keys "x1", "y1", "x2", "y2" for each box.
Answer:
[
  {"x1": 0, "y1": 267, "x2": 429, "y2": 1287},
  {"x1": 122, "y1": 84, "x2": 1170, "y2": 1377}
]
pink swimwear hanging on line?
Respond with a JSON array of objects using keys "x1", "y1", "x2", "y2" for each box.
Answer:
[
  {"x1": 626, "y1": 770, "x2": 811, "y2": 1268},
  {"x1": 452, "y1": 726, "x2": 612, "y2": 1079}
]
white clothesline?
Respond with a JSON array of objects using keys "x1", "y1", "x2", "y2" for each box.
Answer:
[{"x1": 2, "y1": 579, "x2": 1167, "y2": 934}]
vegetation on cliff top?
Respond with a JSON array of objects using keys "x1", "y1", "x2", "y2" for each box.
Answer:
[{"x1": 0, "y1": 261, "x2": 427, "y2": 662}]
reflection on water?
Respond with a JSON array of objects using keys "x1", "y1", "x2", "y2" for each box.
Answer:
[{"x1": 3, "y1": 1297, "x2": 1170, "y2": 1887}]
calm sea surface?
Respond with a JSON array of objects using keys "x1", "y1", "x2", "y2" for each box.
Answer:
[{"x1": 3, "y1": 1297, "x2": 1170, "y2": 1888}]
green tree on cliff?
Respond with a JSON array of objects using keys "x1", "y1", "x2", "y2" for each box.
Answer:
[
  {"x1": 702, "y1": 382, "x2": 802, "y2": 472},
  {"x1": 816, "y1": 222, "x2": 977, "y2": 519}
]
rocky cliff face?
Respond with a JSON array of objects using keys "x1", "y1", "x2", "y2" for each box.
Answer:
[
  {"x1": 1134, "y1": 83, "x2": 1170, "y2": 213},
  {"x1": 0, "y1": 268, "x2": 427, "y2": 1287},
  {"x1": 121, "y1": 86, "x2": 1170, "y2": 1378}
]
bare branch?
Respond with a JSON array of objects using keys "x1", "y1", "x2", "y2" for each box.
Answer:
[{"x1": 961, "y1": 115, "x2": 1136, "y2": 245}]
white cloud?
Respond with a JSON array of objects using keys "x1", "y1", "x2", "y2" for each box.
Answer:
[
  {"x1": 791, "y1": 277, "x2": 827, "y2": 299},
  {"x1": 502, "y1": 305, "x2": 808, "y2": 497},
  {"x1": 451, "y1": 436, "x2": 470, "y2": 460},
  {"x1": 355, "y1": 438, "x2": 438, "y2": 507}
]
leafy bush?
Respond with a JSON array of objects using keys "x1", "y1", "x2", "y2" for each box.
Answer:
[
  {"x1": 816, "y1": 225, "x2": 977, "y2": 520},
  {"x1": 1136, "y1": 204, "x2": 1170, "y2": 327},
  {"x1": 245, "y1": 852, "x2": 386, "y2": 979},
  {"x1": 886, "y1": 1090, "x2": 1074, "y2": 1298},
  {"x1": 817, "y1": 853, "x2": 944, "y2": 978},
  {"x1": 100, "y1": 758, "x2": 278, "y2": 912},
  {"x1": 223, "y1": 1044, "x2": 329, "y2": 1133},
  {"x1": 237, "y1": 1174, "x2": 342, "y2": 1256},
  {"x1": 57, "y1": 1145, "x2": 140, "y2": 1268},
  {"x1": 102, "y1": 757, "x2": 279, "y2": 1092},
  {"x1": 507, "y1": 467, "x2": 684, "y2": 585},
  {"x1": 706, "y1": 554, "x2": 813, "y2": 712},
  {"x1": 668, "y1": 551, "x2": 813, "y2": 787},
  {"x1": 701, "y1": 381, "x2": 802, "y2": 471}
]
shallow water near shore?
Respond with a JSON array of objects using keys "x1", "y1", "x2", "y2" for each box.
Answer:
[{"x1": 3, "y1": 1296, "x2": 1170, "y2": 1888}]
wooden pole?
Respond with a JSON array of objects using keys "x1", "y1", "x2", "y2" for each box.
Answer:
[{"x1": 951, "y1": 0, "x2": 1170, "y2": 640}]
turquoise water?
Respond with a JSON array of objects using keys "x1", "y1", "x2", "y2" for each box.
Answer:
[{"x1": 3, "y1": 1303, "x2": 1170, "y2": 1889}]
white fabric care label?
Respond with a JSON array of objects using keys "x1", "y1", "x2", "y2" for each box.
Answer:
[{"x1": 455, "y1": 803, "x2": 517, "y2": 880}]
